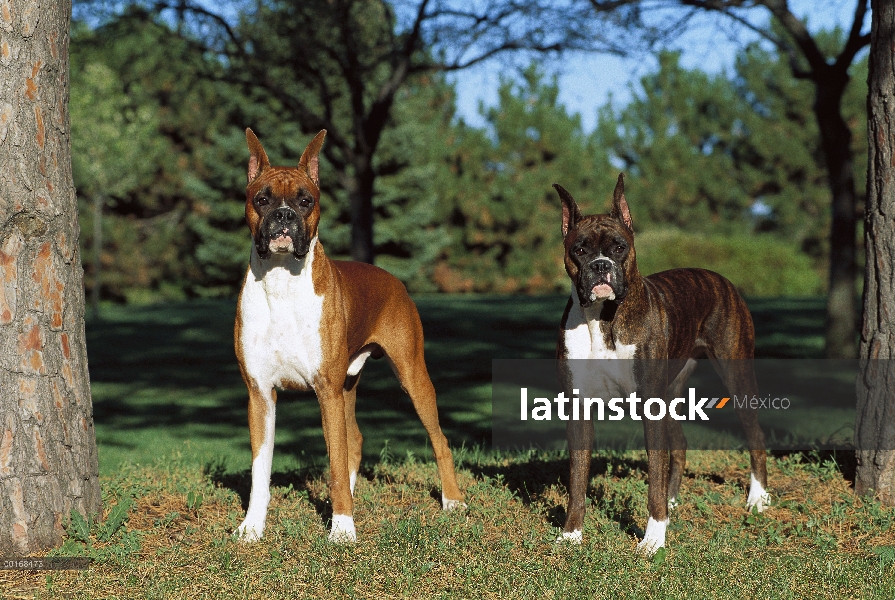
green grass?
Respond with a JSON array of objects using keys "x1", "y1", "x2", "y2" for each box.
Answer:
[
  {"x1": 7, "y1": 294, "x2": 889, "y2": 599},
  {"x1": 4, "y1": 448, "x2": 894, "y2": 598}
]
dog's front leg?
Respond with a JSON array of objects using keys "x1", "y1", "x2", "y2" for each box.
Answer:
[
  {"x1": 638, "y1": 418, "x2": 670, "y2": 556},
  {"x1": 235, "y1": 383, "x2": 277, "y2": 541},
  {"x1": 317, "y1": 382, "x2": 356, "y2": 542}
]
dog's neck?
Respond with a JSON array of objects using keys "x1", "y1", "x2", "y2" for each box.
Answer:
[
  {"x1": 249, "y1": 236, "x2": 321, "y2": 284},
  {"x1": 573, "y1": 267, "x2": 647, "y2": 334},
  {"x1": 570, "y1": 284, "x2": 611, "y2": 344}
]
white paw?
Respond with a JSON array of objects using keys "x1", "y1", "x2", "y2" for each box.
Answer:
[
  {"x1": 233, "y1": 521, "x2": 264, "y2": 542},
  {"x1": 328, "y1": 514, "x2": 357, "y2": 543},
  {"x1": 746, "y1": 474, "x2": 770, "y2": 512},
  {"x1": 636, "y1": 517, "x2": 667, "y2": 556},
  {"x1": 555, "y1": 529, "x2": 582, "y2": 545},
  {"x1": 441, "y1": 494, "x2": 467, "y2": 511},
  {"x1": 746, "y1": 490, "x2": 770, "y2": 512},
  {"x1": 668, "y1": 497, "x2": 679, "y2": 511}
]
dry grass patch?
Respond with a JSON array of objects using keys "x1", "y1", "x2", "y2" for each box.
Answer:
[{"x1": 1, "y1": 449, "x2": 893, "y2": 599}]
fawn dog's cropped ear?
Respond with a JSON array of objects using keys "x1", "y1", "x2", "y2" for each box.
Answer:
[
  {"x1": 246, "y1": 128, "x2": 270, "y2": 184},
  {"x1": 553, "y1": 183, "x2": 582, "y2": 238},
  {"x1": 298, "y1": 130, "x2": 327, "y2": 188},
  {"x1": 610, "y1": 173, "x2": 633, "y2": 232}
]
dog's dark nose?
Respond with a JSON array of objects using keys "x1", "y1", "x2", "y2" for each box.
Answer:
[
  {"x1": 273, "y1": 207, "x2": 297, "y2": 222},
  {"x1": 591, "y1": 259, "x2": 612, "y2": 274}
]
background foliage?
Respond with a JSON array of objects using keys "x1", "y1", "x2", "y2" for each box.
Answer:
[{"x1": 69, "y1": 6, "x2": 868, "y2": 300}]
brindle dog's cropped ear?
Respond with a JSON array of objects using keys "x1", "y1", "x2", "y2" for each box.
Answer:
[
  {"x1": 298, "y1": 130, "x2": 327, "y2": 188},
  {"x1": 554, "y1": 184, "x2": 582, "y2": 238},
  {"x1": 610, "y1": 173, "x2": 633, "y2": 232},
  {"x1": 246, "y1": 128, "x2": 270, "y2": 184}
]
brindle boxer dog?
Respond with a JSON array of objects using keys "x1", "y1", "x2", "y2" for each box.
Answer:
[
  {"x1": 233, "y1": 129, "x2": 464, "y2": 543},
  {"x1": 553, "y1": 174, "x2": 768, "y2": 555}
]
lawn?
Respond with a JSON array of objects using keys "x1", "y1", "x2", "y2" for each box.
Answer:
[{"x1": 4, "y1": 295, "x2": 894, "y2": 599}]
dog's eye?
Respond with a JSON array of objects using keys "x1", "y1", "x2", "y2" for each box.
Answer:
[
  {"x1": 573, "y1": 247, "x2": 586, "y2": 256},
  {"x1": 614, "y1": 245, "x2": 626, "y2": 254},
  {"x1": 256, "y1": 196, "x2": 269, "y2": 206},
  {"x1": 299, "y1": 197, "x2": 314, "y2": 209}
]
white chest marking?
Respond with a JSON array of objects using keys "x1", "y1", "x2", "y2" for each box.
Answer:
[
  {"x1": 563, "y1": 286, "x2": 636, "y2": 360},
  {"x1": 562, "y1": 287, "x2": 637, "y2": 397},
  {"x1": 239, "y1": 238, "x2": 325, "y2": 391}
]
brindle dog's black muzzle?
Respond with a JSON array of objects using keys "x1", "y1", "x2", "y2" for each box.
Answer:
[
  {"x1": 578, "y1": 257, "x2": 626, "y2": 307},
  {"x1": 590, "y1": 258, "x2": 613, "y2": 281}
]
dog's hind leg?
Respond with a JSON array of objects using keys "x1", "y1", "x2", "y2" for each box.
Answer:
[
  {"x1": 383, "y1": 337, "x2": 464, "y2": 510},
  {"x1": 343, "y1": 371, "x2": 363, "y2": 496},
  {"x1": 706, "y1": 299, "x2": 769, "y2": 512},
  {"x1": 666, "y1": 358, "x2": 697, "y2": 509},
  {"x1": 345, "y1": 344, "x2": 379, "y2": 496},
  {"x1": 736, "y1": 401, "x2": 769, "y2": 512},
  {"x1": 667, "y1": 423, "x2": 687, "y2": 510},
  {"x1": 712, "y1": 357, "x2": 769, "y2": 512}
]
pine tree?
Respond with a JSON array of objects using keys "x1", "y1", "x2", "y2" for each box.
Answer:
[{"x1": 434, "y1": 65, "x2": 610, "y2": 292}]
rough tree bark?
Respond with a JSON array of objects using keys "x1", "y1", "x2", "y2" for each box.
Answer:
[
  {"x1": 0, "y1": 0, "x2": 101, "y2": 553},
  {"x1": 856, "y1": 0, "x2": 895, "y2": 504}
]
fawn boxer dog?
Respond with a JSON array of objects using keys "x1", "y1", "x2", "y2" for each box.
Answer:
[
  {"x1": 233, "y1": 129, "x2": 464, "y2": 542},
  {"x1": 554, "y1": 175, "x2": 768, "y2": 554}
]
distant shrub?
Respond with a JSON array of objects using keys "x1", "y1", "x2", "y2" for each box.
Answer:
[{"x1": 635, "y1": 229, "x2": 824, "y2": 297}]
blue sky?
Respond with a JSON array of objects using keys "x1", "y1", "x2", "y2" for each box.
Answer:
[{"x1": 448, "y1": 0, "x2": 869, "y2": 132}]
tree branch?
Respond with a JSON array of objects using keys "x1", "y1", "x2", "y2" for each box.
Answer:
[
  {"x1": 836, "y1": 0, "x2": 870, "y2": 71},
  {"x1": 151, "y1": 0, "x2": 243, "y2": 53},
  {"x1": 757, "y1": 0, "x2": 828, "y2": 76}
]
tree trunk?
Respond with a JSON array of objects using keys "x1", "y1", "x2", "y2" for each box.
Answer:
[
  {"x1": 815, "y1": 74, "x2": 859, "y2": 359},
  {"x1": 856, "y1": 0, "x2": 895, "y2": 503},
  {"x1": 91, "y1": 193, "x2": 103, "y2": 317},
  {"x1": 350, "y1": 157, "x2": 376, "y2": 264},
  {"x1": 0, "y1": 0, "x2": 101, "y2": 554}
]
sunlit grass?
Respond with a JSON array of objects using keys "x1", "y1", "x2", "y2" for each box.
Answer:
[{"x1": 2, "y1": 448, "x2": 893, "y2": 598}]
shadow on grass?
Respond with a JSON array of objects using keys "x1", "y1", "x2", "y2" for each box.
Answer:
[
  {"x1": 463, "y1": 451, "x2": 648, "y2": 534},
  {"x1": 459, "y1": 444, "x2": 857, "y2": 538},
  {"x1": 207, "y1": 447, "x2": 654, "y2": 537},
  {"x1": 86, "y1": 294, "x2": 826, "y2": 472},
  {"x1": 771, "y1": 447, "x2": 858, "y2": 487},
  {"x1": 749, "y1": 297, "x2": 826, "y2": 358},
  {"x1": 207, "y1": 463, "x2": 332, "y2": 523},
  {"x1": 86, "y1": 297, "x2": 516, "y2": 467}
]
